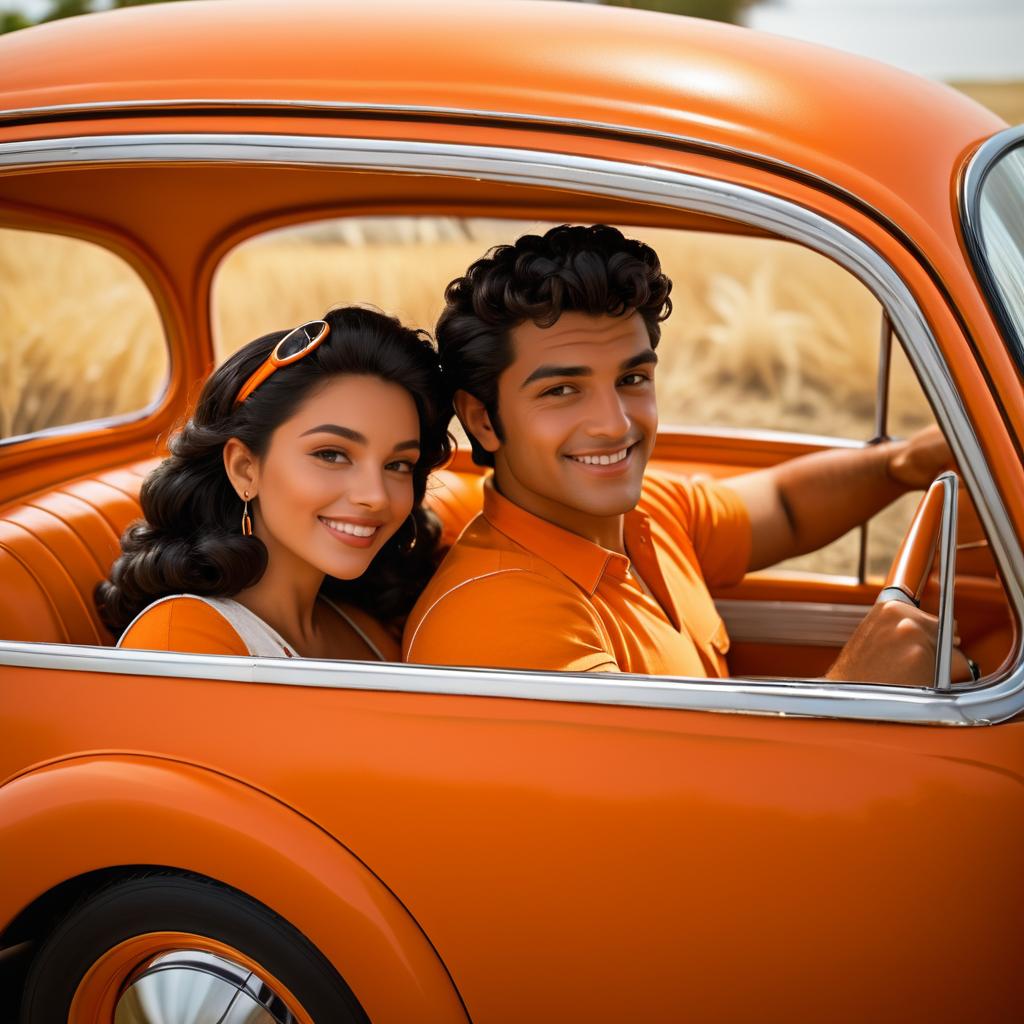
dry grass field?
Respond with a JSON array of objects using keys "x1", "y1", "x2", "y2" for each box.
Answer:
[
  {"x1": 2, "y1": 80, "x2": 1019, "y2": 576},
  {"x1": 0, "y1": 230, "x2": 167, "y2": 439},
  {"x1": 213, "y1": 218, "x2": 932, "y2": 575}
]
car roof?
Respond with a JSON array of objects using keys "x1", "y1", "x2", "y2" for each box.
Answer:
[{"x1": 0, "y1": 0, "x2": 1003, "y2": 198}]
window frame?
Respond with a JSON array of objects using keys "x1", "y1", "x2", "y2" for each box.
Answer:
[
  {"x1": 0, "y1": 130, "x2": 1020, "y2": 726},
  {"x1": 961, "y1": 123, "x2": 1024, "y2": 374}
]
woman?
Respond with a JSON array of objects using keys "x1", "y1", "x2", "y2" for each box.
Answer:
[{"x1": 97, "y1": 306, "x2": 451, "y2": 660}]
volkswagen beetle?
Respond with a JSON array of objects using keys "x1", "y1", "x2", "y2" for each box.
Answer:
[{"x1": 1, "y1": 1, "x2": 1022, "y2": 1021}]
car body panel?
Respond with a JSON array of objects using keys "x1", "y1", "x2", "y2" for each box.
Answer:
[
  {"x1": 3, "y1": 664, "x2": 1023, "y2": 1021},
  {"x1": 0, "y1": 753, "x2": 469, "y2": 1022},
  {"x1": 0, "y1": 0, "x2": 1004, "y2": 227}
]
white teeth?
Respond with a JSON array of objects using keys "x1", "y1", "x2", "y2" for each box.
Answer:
[
  {"x1": 570, "y1": 447, "x2": 630, "y2": 466},
  {"x1": 322, "y1": 519, "x2": 377, "y2": 538}
]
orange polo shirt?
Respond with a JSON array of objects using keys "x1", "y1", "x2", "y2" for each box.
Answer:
[
  {"x1": 119, "y1": 595, "x2": 400, "y2": 661},
  {"x1": 403, "y1": 471, "x2": 751, "y2": 676}
]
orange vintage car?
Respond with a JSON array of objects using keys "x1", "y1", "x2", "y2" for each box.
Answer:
[{"x1": 0, "y1": 1, "x2": 1022, "y2": 1021}]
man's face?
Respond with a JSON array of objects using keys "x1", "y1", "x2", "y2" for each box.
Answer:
[{"x1": 487, "y1": 311, "x2": 658, "y2": 538}]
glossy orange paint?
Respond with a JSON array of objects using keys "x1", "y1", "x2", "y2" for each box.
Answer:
[
  {"x1": 3, "y1": 666, "x2": 1024, "y2": 1022},
  {"x1": 0, "y1": 753, "x2": 468, "y2": 1023},
  {"x1": 2, "y1": 2, "x2": 1023, "y2": 1022}
]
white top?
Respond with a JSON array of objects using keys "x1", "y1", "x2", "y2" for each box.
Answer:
[{"x1": 116, "y1": 593, "x2": 386, "y2": 660}]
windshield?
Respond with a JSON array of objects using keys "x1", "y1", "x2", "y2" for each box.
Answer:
[{"x1": 966, "y1": 133, "x2": 1024, "y2": 367}]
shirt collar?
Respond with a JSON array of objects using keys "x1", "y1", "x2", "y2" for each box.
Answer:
[{"x1": 482, "y1": 477, "x2": 643, "y2": 596}]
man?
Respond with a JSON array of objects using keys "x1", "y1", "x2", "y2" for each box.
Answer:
[{"x1": 404, "y1": 224, "x2": 966, "y2": 685}]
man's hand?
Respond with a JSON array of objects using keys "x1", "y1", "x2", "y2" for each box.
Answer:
[
  {"x1": 886, "y1": 424, "x2": 954, "y2": 490},
  {"x1": 825, "y1": 599, "x2": 974, "y2": 686}
]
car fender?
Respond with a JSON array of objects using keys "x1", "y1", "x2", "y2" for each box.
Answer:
[{"x1": 0, "y1": 752, "x2": 469, "y2": 1024}]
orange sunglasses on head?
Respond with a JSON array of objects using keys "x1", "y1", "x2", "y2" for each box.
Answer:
[{"x1": 234, "y1": 319, "x2": 330, "y2": 405}]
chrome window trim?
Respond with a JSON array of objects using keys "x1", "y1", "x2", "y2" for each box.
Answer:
[
  {"x1": 0, "y1": 97, "x2": 831, "y2": 191},
  {"x1": 0, "y1": 131, "x2": 1020, "y2": 726},
  {"x1": 960, "y1": 123, "x2": 1024, "y2": 373},
  {"x1": 0, "y1": 640, "x2": 981, "y2": 726},
  {"x1": 0, "y1": 400, "x2": 164, "y2": 449}
]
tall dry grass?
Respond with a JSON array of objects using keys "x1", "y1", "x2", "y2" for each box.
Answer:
[
  {"x1": 212, "y1": 218, "x2": 935, "y2": 575},
  {"x1": 214, "y1": 219, "x2": 933, "y2": 442},
  {"x1": 0, "y1": 228, "x2": 166, "y2": 439},
  {"x1": 0, "y1": 218, "x2": 942, "y2": 576}
]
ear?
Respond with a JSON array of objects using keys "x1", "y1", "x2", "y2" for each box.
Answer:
[
  {"x1": 223, "y1": 437, "x2": 260, "y2": 499},
  {"x1": 453, "y1": 389, "x2": 500, "y2": 455}
]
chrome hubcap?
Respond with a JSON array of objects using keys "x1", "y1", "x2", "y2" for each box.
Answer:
[{"x1": 113, "y1": 950, "x2": 299, "y2": 1023}]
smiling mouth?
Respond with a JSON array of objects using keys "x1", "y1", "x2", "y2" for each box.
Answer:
[
  {"x1": 319, "y1": 517, "x2": 381, "y2": 539},
  {"x1": 566, "y1": 442, "x2": 637, "y2": 466}
]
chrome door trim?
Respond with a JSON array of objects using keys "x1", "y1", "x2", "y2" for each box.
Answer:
[
  {"x1": 0, "y1": 639, "x2": 982, "y2": 726},
  {"x1": 0, "y1": 132, "x2": 1020, "y2": 726},
  {"x1": 934, "y1": 472, "x2": 960, "y2": 691},
  {"x1": 716, "y1": 600, "x2": 869, "y2": 647}
]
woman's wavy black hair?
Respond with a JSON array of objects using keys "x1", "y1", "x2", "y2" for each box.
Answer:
[
  {"x1": 436, "y1": 224, "x2": 672, "y2": 466},
  {"x1": 96, "y1": 306, "x2": 452, "y2": 637}
]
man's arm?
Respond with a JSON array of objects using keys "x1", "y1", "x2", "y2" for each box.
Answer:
[
  {"x1": 723, "y1": 426, "x2": 951, "y2": 572},
  {"x1": 720, "y1": 425, "x2": 972, "y2": 684}
]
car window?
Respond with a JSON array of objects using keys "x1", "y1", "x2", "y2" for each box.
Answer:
[
  {"x1": 967, "y1": 135, "x2": 1024, "y2": 365},
  {"x1": 0, "y1": 227, "x2": 167, "y2": 441},
  {"x1": 213, "y1": 216, "x2": 936, "y2": 578}
]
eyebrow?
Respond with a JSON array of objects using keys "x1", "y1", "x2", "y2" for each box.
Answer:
[
  {"x1": 521, "y1": 364, "x2": 590, "y2": 388},
  {"x1": 300, "y1": 424, "x2": 420, "y2": 452},
  {"x1": 622, "y1": 350, "x2": 659, "y2": 371},
  {"x1": 520, "y1": 349, "x2": 658, "y2": 388}
]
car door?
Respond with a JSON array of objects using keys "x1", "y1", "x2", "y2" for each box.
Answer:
[{"x1": 3, "y1": 94, "x2": 1023, "y2": 1024}]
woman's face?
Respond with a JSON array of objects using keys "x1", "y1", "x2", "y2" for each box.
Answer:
[{"x1": 250, "y1": 374, "x2": 421, "y2": 582}]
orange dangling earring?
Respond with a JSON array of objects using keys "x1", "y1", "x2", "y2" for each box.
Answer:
[
  {"x1": 405, "y1": 513, "x2": 418, "y2": 552},
  {"x1": 241, "y1": 491, "x2": 253, "y2": 536}
]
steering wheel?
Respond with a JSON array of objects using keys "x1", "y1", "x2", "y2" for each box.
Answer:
[{"x1": 876, "y1": 471, "x2": 961, "y2": 687}]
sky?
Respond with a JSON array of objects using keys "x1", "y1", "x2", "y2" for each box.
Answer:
[
  {"x1": 2, "y1": 0, "x2": 1021, "y2": 82},
  {"x1": 744, "y1": 0, "x2": 1024, "y2": 81}
]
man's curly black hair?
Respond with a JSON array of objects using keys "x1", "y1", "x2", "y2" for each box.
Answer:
[{"x1": 435, "y1": 224, "x2": 673, "y2": 466}]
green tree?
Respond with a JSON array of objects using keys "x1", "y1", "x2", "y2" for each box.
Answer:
[
  {"x1": 0, "y1": 12, "x2": 32, "y2": 33},
  {"x1": 41, "y1": 0, "x2": 93, "y2": 21},
  {"x1": 599, "y1": 0, "x2": 750, "y2": 24},
  {"x1": 0, "y1": 0, "x2": 190, "y2": 34}
]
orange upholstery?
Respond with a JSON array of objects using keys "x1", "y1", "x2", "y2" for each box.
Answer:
[
  {"x1": 0, "y1": 460, "x2": 485, "y2": 646},
  {"x1": 424, "y1": 469, "x2": 486, "y2": 550}
]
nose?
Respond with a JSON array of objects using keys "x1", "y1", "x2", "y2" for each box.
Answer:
[
  {"x1": 584, "y1": 385, "x2": 631, "y2": 441},
  {"x1": 348, "y1": 464, "x2": 389, "y2": 513}
]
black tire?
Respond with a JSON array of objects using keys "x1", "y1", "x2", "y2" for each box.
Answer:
[{"x1": 19, "y1": 872, "x2": 369, "y2": 1024}]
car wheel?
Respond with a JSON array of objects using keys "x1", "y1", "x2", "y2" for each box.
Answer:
[{"x1": 19, "y1": 873, "x2": 369, "y2": 1024}]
